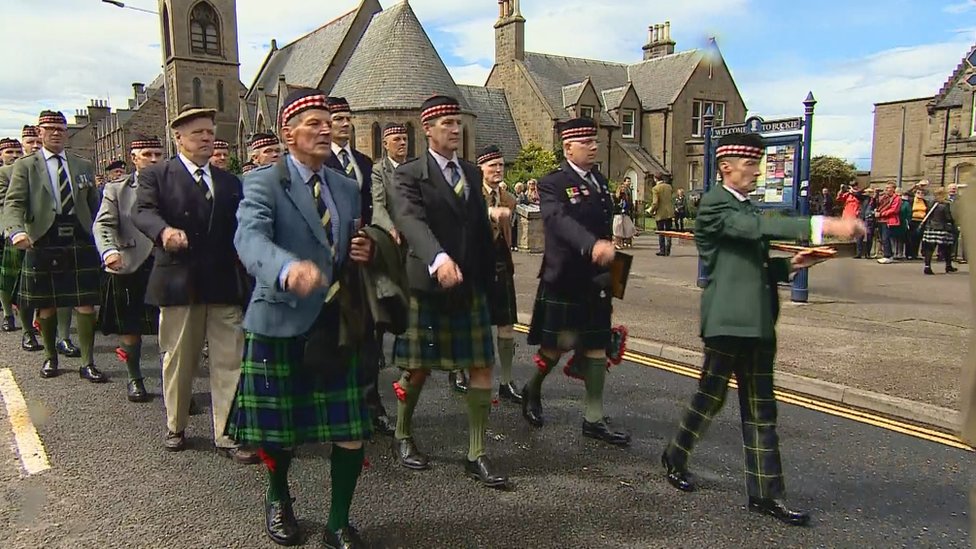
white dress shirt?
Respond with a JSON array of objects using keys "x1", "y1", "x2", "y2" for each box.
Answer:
[
  {"x1": 332, "y1": 141, "x2": 363, "y2": 188},
  {"x1": 42, "y1": 147, "x2": 72, "y2": 213},
  {"x1": 178, "y1": 153, "x2": 214, "y2": 197}
]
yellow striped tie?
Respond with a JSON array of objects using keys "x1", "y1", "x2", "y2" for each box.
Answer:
[{"x1": 313, "y1": 178, "x2": 341, "y2": 303}]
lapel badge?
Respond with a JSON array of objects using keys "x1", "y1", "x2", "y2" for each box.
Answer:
[{"x1": 580, "y1": 186, "x2": 591, "y2": 197}]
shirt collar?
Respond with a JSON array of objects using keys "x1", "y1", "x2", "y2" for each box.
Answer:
[
  {"x1": 722, "y1": 185, "x2": 749, "y2": 202},
  {"x1": 429, "y1": 148, "x2": 459, "y2": 172},
  {"x1": 288, "y1": 154, "x2": 324, "y2": 185},
  {"x1": 388, "y1": 157, "x2": 400, "y2": 169},
  {"x1": 178, "y1": 152, "x2": 211, "y2": 177},
  {"x1": 42, "y1": 147, "x2": 65, "y2": 162},
  {"x1": 331, "y1": 141, "x2": 352, "y2": 158},
  {"x1": 566, "y1": 160, "x2": 591, "y2": 180},
  {"x1": 483, "y1": 181, "x2": 499, "y2": 196}
]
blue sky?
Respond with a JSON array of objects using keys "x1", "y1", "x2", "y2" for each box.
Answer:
[{"x1": 2, "y1": 0, "x2": 975, "y2": 169}]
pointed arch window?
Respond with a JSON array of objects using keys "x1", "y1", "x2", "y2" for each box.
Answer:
[
  {"x1": 162, "y1": 5, "x2": 172, "y2": 59},
  {"x1": 192, "y1": 78, "x2": 202, "y2": 107},
  {"x1": 190, "y1": 2, "x2": 221, "y2": 56}
]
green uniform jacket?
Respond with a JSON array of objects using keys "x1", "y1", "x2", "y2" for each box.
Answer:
[
  {"x1": 4, "y1": 151, "x2": 98, "y2": 242},
  {"x1": 695, "y1": 186, "x2": 812, "y2": 342}
]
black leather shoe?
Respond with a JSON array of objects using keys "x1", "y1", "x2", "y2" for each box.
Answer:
[
  {"x1": 127, "y1": 378, "x2": 149, "y2": 402},
  {"x1": 57, "y1": 339, "x2": 81, "y2": 358},
  {"x1": 22, "y1": 332, "x2": 43, "y2": 352},
  {"x1": 79, "y1": 364, "x2": 107, "y2": 383},
  {"x1": 392, "y1": 438, "x2": 430, "y2": 470},
  {"x1": 498, "y1": 381, "x2": 523, "y2": 404},
  {"x1": 323, "y1": 525, "x2": 364, "y2": 549},
  {"x1": 372, "y1": 413, "x2": 395, "y2": 437},
  {"x1": 661, "y1": 451, "x2": 695, "y2": 492},
  {"x1": 217, "y1": 446, "x2": 261, "y2": 464},
  {"x1": 449, "y1": 370, "x2": 468, "y2": 394},
  {"x1": 521, "y1": 383, "x2": 544, "y2": 427},
  {"x1": 188, "y1": 396, "x2": 204, "y2": 415},
  {"x1": 465, "y1": 455, "x2": 509, "y2": 489},
  {"x1": 265, "y1": 498, "x2": 301, "y2": 546},
  {"x1": 164, "y1": 430, "x2": 185, "y2": 451},
  {"x1": 947, "y1": 265, "x2": 959, "y2": 273},
  {"x1": 1, "y1": 315, "x2": 17, "y2": 332},
  {"x1": 40, "y1": 358, "x2": 59, "y2": 378},
  {"x1": 582, "y1": 419, "x2": 631, "y2": 446},
  {"x1": 748, "y1": 497, "x2": 811, "y2": 526}
]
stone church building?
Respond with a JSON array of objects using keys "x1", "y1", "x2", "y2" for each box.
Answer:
[{"x1": 871, "y1": 43, "x2": 976, "y2": 188}]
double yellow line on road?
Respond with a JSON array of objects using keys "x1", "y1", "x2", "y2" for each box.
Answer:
[{"x1": 513, "y1": 324, "x2": 971, "y2": 452}]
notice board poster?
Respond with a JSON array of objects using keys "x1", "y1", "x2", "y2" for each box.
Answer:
[{"x1": 749, "y1": 144, "x2": 796, "y2": 206}]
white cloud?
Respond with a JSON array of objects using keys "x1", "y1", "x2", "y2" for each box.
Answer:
[
  {"x1": 447, "y1": 64, "x2": 491, "y2": 87},
  {"x1": 944, "y1": 0, "x2": 976, "y2": 14}
]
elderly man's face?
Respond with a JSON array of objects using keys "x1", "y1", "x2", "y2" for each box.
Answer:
[{"x1": 1, "y1": 147, "x2": 23, "y2": 165}]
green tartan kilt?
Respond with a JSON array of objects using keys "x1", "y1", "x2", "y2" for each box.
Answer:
[
  {"x1": 0, "y1": 244, "x2": 23, "y2": 296},
  {"x1": 18, "y1": 222, "x2": 101, "y2": 309},
  {"x1": 97, "y1": 259, "x2": 159, "y2": 336},
  {"x1": 393, "y1": 289, "x2": 495, "y2": 371},
  {"x1": 489, "y1": 262, "x2": 518, "y2": 327},
  {"x1": 225, "y1": 331, "x2": 372, "y2": 448},
  {"x1": 527, "y1": 281, "x2": 611, "y2": 352}
]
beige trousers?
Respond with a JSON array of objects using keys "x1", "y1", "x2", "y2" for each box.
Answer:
[{"x1": 159, "y1": 304, "x2": 244, "y2": 448}]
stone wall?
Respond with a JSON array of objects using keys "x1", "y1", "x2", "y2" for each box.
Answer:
[{"x1": 870, "y1": 98, "x2": 930, "y2": 186}]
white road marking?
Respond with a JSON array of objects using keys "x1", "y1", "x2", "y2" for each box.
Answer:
[{"x1": 0, "y1": 368, "x2": 50, "y2": 475}]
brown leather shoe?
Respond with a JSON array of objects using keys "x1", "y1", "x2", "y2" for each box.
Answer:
[
  {"x1": 217, "y1": 446, "x2": 260, "y2": 464},
  {"x1": 164, "y1": 431, "x2": 185, "y2": 452}
]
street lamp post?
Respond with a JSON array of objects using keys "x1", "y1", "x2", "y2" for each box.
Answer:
[{"x1": 101, "y1": 0, "x2": 158, "y2": 15}]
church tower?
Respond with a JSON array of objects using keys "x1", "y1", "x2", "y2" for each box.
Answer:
[{"x1": 158, "y1": 0, "x2": 241, "y2": 145}]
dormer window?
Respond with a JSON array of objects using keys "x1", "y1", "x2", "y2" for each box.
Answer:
[{"x1": 621, "y1": 109, "x2": 636, "y2": 138}]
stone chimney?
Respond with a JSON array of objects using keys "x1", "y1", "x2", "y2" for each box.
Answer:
[
  {"x1": 87, "y1": 99, "x2": 111, "y2": 125},
  {"x1": 494, "y1": 0, "x2": 525, "y2": 63},
  {"x1": 132, "y1": 82, "x2": 145, "y2": 97},
  {"x1": 74, "y1": 109, "x2": 89, "y2": 126},
  {"x1": 642, "y1": 21, "x2": 676, "y2": 60}
]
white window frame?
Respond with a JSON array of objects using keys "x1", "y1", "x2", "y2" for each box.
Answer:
[
  {"x1": 621, "y1": 109, "x2": 636, "y2": 138},
  {"x1": 971, "y1": 92, "x2": 976, "y2": 137},
  {"x1": 580, "y1": 105, "x2": 594, "y2": 119},
  {"x1": 692, "y1": 100, "x2": 727, "y2": 137}
]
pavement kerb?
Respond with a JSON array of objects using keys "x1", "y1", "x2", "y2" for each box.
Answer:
[{"x1": 515, "y1": 312, "x2": 961, "y2": 434}]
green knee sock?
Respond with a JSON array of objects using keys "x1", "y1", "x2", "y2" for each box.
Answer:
[
  {"x1": 259, "y1": 448, "x2": 293, "y2": 503},
  {"x1": 394, "y1": 373, "x2": 423, "y2": 440},
  {"x1": 327, "y1": 445, "x2": 364, "y2": 531},
  {"x1": 121, "y1": 340, "x2": 143, "y2": 380},
  {"x1": 18, "y1": 306, "x2": 35, "y2": 334},
  {"x1": 528, "y1": 352, "x2": 558, "y2": 395},
  {"x1": 37, "y1": 315, "x2": 57, "y2": 360},
  {"x1": 75, "y1": 312, "x2": 96, "y2": 365},
  {"x1": 466, "y1": 387, "x2": 491, "y2": 461},
  {"x1": 497, "y1": 336, "x2": 515, "y2": 385},
  {"x1": 56, "y1": 308, "x2": 72, "y2": 341},
  {"x1": 583, "y1": 356, "x2": 608, "y2": 423},
  {"x1": 0, "y1": 290, "x2": 12, "y2": 317}
]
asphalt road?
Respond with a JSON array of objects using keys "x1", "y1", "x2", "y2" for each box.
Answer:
[{"x1": 0, "y1": 331, "x2": 972, "y2": 548}]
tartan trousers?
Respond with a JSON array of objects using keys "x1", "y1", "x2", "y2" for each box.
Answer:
[{"x1": 664, "y1": 336, "x2": 785, "y2": 500}]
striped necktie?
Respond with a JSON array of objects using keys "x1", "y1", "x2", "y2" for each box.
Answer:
[
  {"x1": 194, "y1": 168, "x2": 212, "y2": 202},
  {"x1": 339, "y1": 149, "x2": 354, "y2": 176},
  {"x1": 310, "y1": 174, "x2": 340, "y2": 303},
  {"x1": 447, "y1": 161, "x2": 465, "y2": 198},
  {"x1": 55, "y1": 156, "x2": 74, "y2": 216}
]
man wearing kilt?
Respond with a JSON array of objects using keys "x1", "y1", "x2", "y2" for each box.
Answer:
[
  {"x1": 226, "y1": 88, "x2": 374, "y2": 548},
  {"x1": 660, "y1": 132, "x2": 863, "y2": 526},
  {"x1": 93, "y1": 135, "x2": 164, "y2": 403},
  {"x1": 522, "y1": 118, "x2": 629, "y2": 446},
  {"x1": 5, "y1": 111, "x2": 106, "y2": 382},
  {"x1": 390, "y1": 95, "x2": 508, "y2": 488},
  {"x1": 0, "y1": 137, "x2": 25, "y2": 332},
  {"x1": 249, "y1": 132, "x2": 282, "y2": 167},
  {"x1": 0, "y1": 126, "x2": 43, "y2": 351},
  {"x1": 477, "y1": 145, "x2": 522, "y2": 404}
]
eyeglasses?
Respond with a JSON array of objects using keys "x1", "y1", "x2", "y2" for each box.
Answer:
[{"x1": 40, "y1": 126, "x2": 66, "y2": 134}]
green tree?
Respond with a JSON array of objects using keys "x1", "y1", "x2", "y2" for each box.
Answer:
[
  {"x1": 227, "y1": 155, "x2": 243, "y2": 176},
  {"x1": 810, "y1": 155, "x2": 857, "y2": 196},
  {"x1": 505, "y1": 142, "x2": 559, "y2": 185}
]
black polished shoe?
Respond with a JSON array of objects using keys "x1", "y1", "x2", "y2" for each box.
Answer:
[
  {"x1": 392, "y1": 438, "x2": 430, "y2": 470},
  {"x1": 498, "y1": 381, "x2": 524, "y2": 404},
  {"x1": 164, "y1": 430, "x2": 185, "y2": 451},
  {"x1": 56, "y1": 339, "x2": 81, "y2": 358},
  {"x1": 79, "y1": 364, "x2": 108, "y2": 383},
  {"x1": 372, "y1": 413, "x2": 395, "y2": 437},
  {"x1": 265, "y1": 498, "x2": 301, "y2": 546},
  {"x1": 40, "y1": 358, "x2": 59, "y2": 378},
  {"x1": 448, "y1": 370, "x2": 468, "y2": 394},
  {"x1": 465, "y1": 455, "x2": 509, "y2": 489},
  {"x1": 947, "y1": 265, "x2": 959, "y2": 273},
  {"x1": 127, "y1": 378, "x2": 150, "y2": 402},
  {"x1": 521, "y1": 383, "x2": 544, "y2": 427},
  {"x1": 323, "y1": 524, "x2": 364, "y2": 549},
  {"x1": 661, "y1": 451, "x2": 695, "y2": 492},
  {"x1": 748, "y1": 497, "x2": 811, "y2": 526},
  {"x1": 22, "y1": 332, "x2": 43, "y2": 352},
  {"x1": 1, "y1": 315, "x2": 17, "y2": 332},
  {"x1": 188, "y1": 396, "x2": 204, "y2": 415},
  {"x1": 582, "y1": 419, "x2": 631, "y2": 446},
  {"x1": 216, "y1": 446, "x2": 261, "y2": 464}
]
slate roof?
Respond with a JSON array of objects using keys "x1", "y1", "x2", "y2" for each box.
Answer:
[
  {"x1": 561, "y1": 82, "x2": 585, "y2": 107},
  {"x1": 458, "y1": 85, "x2": 521, "y2": 161},
  {"x1": 329, "y1": 2, "x2": 459, "y2": 110},
  {"x1": 247, "y1": 9, "x2": 357, "y2": 99},
  {"x1": 601, "y1": 85, "x2": 628, "y2": 111},
  {"x1": 627, "y1": 50, "x2": 704, "y2": 111},
  {"x1": 522, "y1": 52, "x2": 628, "y2": 121},
  {"x1": 932, "y1": 42, "x2": 976, "y2": 109},
  {"x1": 618, "y1": 140, "x2": 668, "y2": 175}
]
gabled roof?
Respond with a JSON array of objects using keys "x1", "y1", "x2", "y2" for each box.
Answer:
[
  {"x1": 330, "y1": 1, "x2": 459, "y2": 110},
  {"x1": 627, "y1": 50, "x2": 704, "y2": 111},
  {"x1": 457, "y1": 85, "x2": 521, "y2": 162},
  {"x1": 522, "y1": 52, "x2": 629, "y2": 120},
  {"x1": 932, "y1": 42, "x2": 976, "y2": 109},
  {"x1": 601, "y1": 84, "x2": 629, "y2": 111},
  {"x1": 247, "y1": 9, "x2": 358, "y2": 100},
  {"x1": 617, "y1": 140, "x2": 668, "y2": 176},
  {"x1": 562, "y1": 81, "x2": 586, "y2": 107}
]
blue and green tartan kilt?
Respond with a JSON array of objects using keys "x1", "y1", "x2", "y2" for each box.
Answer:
[
  {"x1": 527, "y1": 281, "x2": 612, "y2": 352},
  {"x1": 0, "y1": 244, "x2": 23, "y2": 296},
  {"x1": 393, "y1": 289, "x2": 495, "y2": 371},
  {"x1": 18, "y1": 222, "x2": 101, "y2": 309},
  {"x1": 97, "y1": 259, "x2": 159, "y2": 336},
  {"x1": 489, "y1": 263, "x2": 518, "y2": 327},
  {"x1": 225, "y1": 332, "x2": 372, "y2": 448}
]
